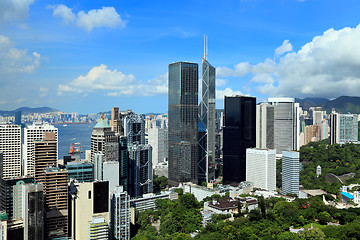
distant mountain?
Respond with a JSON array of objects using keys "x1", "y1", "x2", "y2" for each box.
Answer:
[
  {"x1": 0, "y1": 107, "x2": 60, "y2": 116},
  {"x1": 322, "y1": 96, "x2": 360, "y2": 114},
  {"x1": 297, "y1": 96, "x2": 360, "y2": 114},
  {"x1": 296, "y1": 97, "x2": 330, "y2": 111}
]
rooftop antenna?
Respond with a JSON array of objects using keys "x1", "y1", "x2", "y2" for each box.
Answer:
[{"x1": 203, "y1": 34, "x2": 208, "y2": 60}]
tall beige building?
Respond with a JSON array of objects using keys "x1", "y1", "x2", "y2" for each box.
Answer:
[
  {"x1": 0, "y1": 123, "x2": 21, "y2": 178},
  {"x1": 69, "y1": 181, "x2": 110, "y2": 240}
]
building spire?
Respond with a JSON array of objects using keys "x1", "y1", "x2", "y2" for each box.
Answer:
[{"x1": 203, "y1": 35, "x2": 208, "y2": 60}]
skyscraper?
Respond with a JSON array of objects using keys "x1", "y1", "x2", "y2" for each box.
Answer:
[
  {"x1": 148, "y1": 127, "x2": 165, "y2": 166},
  {"x1": 124, "y1": 114, "x2": 145, "y2": 145},
  {"x1": 330, "y1": 111, "x2": 358, "y2": 145},
  {"x1": 246, "y1": 148, "x2": 276, "y2": 192},
  {"x1": 0, "y1": 123, "x2": 21, "y2": 178},
  {"x1": 256, "y1": 103, "x2": 274, "y2": 149},
  {"x1": 198, "y1": 57, "x2": 216, "y2": 183},
  {"x1": 23, "y1": 122, "x2": 58, "y2": 176},
  {"x1": 128, "y1": 144, "x2": 153, "y2": 197},
  {"x1": 268, "y1": 98, "x2": 300, "y2": 154},
  {"x1": 91, "y1": 118, "x2": 119, "y2": 162},
  {"x1": 22, "y1": 183, "x2": 44, "y2": 240},
  {"x1": 119, "y1": 136, "x2": 129, "y2": 192},
  {"x1": 110, "y1": 107, "x2": 122, "y2": 134},
  {"x1": 223, "y1": 96, "x2": 256, "y2": 185},
  {"x1": 69, "y1": 181, "x2": 109, "y2": 240},
  {"x1": 111, "y1": 186, "x2": 130, "y2": 240},
  {"x1": 282, "y1": 151, "x2": 299, "y2": 196},
  {"x1": 34, "y1": 132, "x2": 57, "y2": 182},
  {"x1": 168, "y1": 62, "x2": 198, "y2": 186},
  {"x1": 42, "y1": 166, "x2": 68, "y2": 239}
]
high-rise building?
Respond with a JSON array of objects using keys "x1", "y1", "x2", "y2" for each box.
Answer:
[
  {"x1": 22, "y1": 183, "x2": 44, "y2": 240},
  {"x1": 89, "y1": 216, "x2": 109, "y2": 240},
  {"x1": 268, "y1": 98, "x2": 300, "y2": 154},
  {"x1": 0, "y1": 176, "x2": 34, "y2": 220},
  {"x1": 119, "y1": 136, "x2": 129, "y2": 192},
  {"x1": 65, "y1": 160, "x2": 94, "y2": 182},
  {"x1": 330, "y1": 112, "x2": 358, "y2": 145},
  {"x1": 148, "y1": 127, "x2": 165, "y2": 166},
  {"x1": 110, "y1": 107, "x2": 122, "y2": 134},
  {"x1": 14, "y1": 111, "x2": 21, "y2": 126},
  {"x1": 34, "y1": 132, "x2": 57, "y2": 182},
  {"x1": 246, "y1": 148, "x2": 276, "y2": 192},
  {"x1": 168, "y1": 62, "x2": 198, "y2": 186},
  {"x1": 198, "y1": 57, "x2": 216, "y2": 183},
  {"x1": 42, "y1": 166, "x2": 68, "y2": 239},
  {"x1": 111, "y1": 186, "x2": 130, "y2": 240},
  {"x1": 69, "y1": 181, "x2": 109, "y2": 240},
  {"x1": 282, "y1": 151, "x2": 299, "y2": 196},
  {"x1": 256, "y1": 103, "x2": 274, "y2": 149},
  {"x1": 223, "y1": 96, "x2": 256, "y2": 185},
  {"x1": 23, "y1": 122, "x2": 58, "y2": 176},
  {"x1": 128, "y1": 144, "x2": 153, "y2": 197},
  {"x1": 91, "y1": 118, "x2": 119, "y2": 162},
  {"x1": 124, "y1": 114, "x2": 145, "y2": 145},
  {"x1": 103, "y1": 161, "x2": 120, "y2": 192},
  {"x1": 0, "y1": 123, "x2": 22, "y2": 178}
]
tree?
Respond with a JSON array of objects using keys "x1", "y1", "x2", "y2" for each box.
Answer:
[
  {"x1": 180, "y1": 193, "x2": 198, "y2": 209},
  {"x1": 301, "y1": 228, "x2": 325, "y2": 240},
  {"x1": 317, "y1": 211, "x2": 331, "y2": 225}
]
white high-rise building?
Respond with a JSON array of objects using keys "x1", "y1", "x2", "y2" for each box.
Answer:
[
  {"x1": 23, "y1": 122, "x2": 58, "y2": 176},
  {"x1": 256, "y1": 103, "x2": 275, "y2": 149},
  {"x1": 282, "y1": 151, "x2": 299, "y2": 196},
  {"x1": 103, "y1": 161, "x2": 120, "y2": 192},
  {"x1": 0, "y1": 123, "x2": 22, "y2": 178},
  {"x1": 268, "y1": 98, "x2": 300, "y2": 154},
  {"x1": 148, "y1": 128, "x2": 165, "y2": 166},
  {"x1": 246, "y1": 148, "x2": 276, "y2": 192},
  {"x1": 111, "y1": 186, "x2": 130, "y2": 240}
]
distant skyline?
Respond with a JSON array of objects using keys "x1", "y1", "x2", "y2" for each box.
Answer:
[{"x1": 1, "y1": 0, "x2": 360, "y2": 114}]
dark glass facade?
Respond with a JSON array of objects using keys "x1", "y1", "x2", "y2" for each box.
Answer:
[
  {"x1": 168, "y1": 62, "x2": 198, "y2": 186},
  {"x1": 119, "y1": 136, "x2": 129, "y2": 192},
  {"x1": 93, "y1": 181, "x2": 109, "y2": 214},
  {"x1": 66, "y1": 162, "x2": 94, "y2": 182},
  {"x1": 223, "y1": 96, "x2": 256, "y2": 185},
  {"x1": 198, "y1": 59, "x2": 216, "y2": 183}
]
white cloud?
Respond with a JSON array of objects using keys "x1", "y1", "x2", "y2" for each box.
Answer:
[
  {"x1": 58, "y1": 64, "x2": 167, "y2": 97},
  {"x1": 48, "y1": 5, "x2": 127, "y2": 32},
  {"x1": 216, "y1": 79, "x2": 227, "y2": 86},
  {"x1": 39, "y1": 87, "x2": 48, "y2": 97},
  {"x1": 217, "y1": 24, "x2": 360, "y2": 99},
  {"x1": 217, "y1": 62, "x2": 251, "y2": 78},
  {"x1": 0, "y1": 35, "x2": 41, "y2": 74},
  {"x1": 48, "y1": 4, "x2": 76, "y2": 24},
  {"x1": 0, "y1": 100, "x2": 7, "y2": 105},
  {"x1": 15, "y1": 98, "x2": 26, "y2": 104},
  {"x1": 0, "y1": 0, "x2": 34, "y2": 24},
  {"x1": 216, "y1": 88, "x2": 245, "y2": 100},
  {"x1": 275, "y1": 40, "x2": 293, "y2": 56}
]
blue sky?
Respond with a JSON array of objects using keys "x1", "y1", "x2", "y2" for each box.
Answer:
[{"x1": 1, "y1": 0, "x2": 360, "y2": 114}]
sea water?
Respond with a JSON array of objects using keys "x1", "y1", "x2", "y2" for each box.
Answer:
[{"x1": 55, "y1": 123, "x2": 96, "y2": 160}]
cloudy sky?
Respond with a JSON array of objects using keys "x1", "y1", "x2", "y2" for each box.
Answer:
[{"x1": 1, "y1": 0, "x2": 360, "y2": 114}]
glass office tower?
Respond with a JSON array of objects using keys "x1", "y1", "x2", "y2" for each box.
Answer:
[
  {"x1": 223, "y1": 96, "x2": 256, "y2": 185},
  {"x1": 198, "y1": 59, "x2": 216, "y2": 183},
  {"x1": 168, "y1": 62, "x2": 198, "y2": 186}
]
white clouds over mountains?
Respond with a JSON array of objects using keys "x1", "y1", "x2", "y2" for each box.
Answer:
[
  {"x1": 217, "y1": 24, "x2": 360, "y2": 99},
  {"x1": 58, "y1": 64, "x2": 167, "y2": 96},
  {"x1": 48, "y1": 5, "x2": 127, "y2": 32}
]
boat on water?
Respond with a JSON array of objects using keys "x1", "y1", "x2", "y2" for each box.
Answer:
[
  {"x1": 63, "y1": 124, "x2": 67, "y2": 127},
  {"x1": 69, "y1": 143, "x2": 83, "y2": 155}
]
